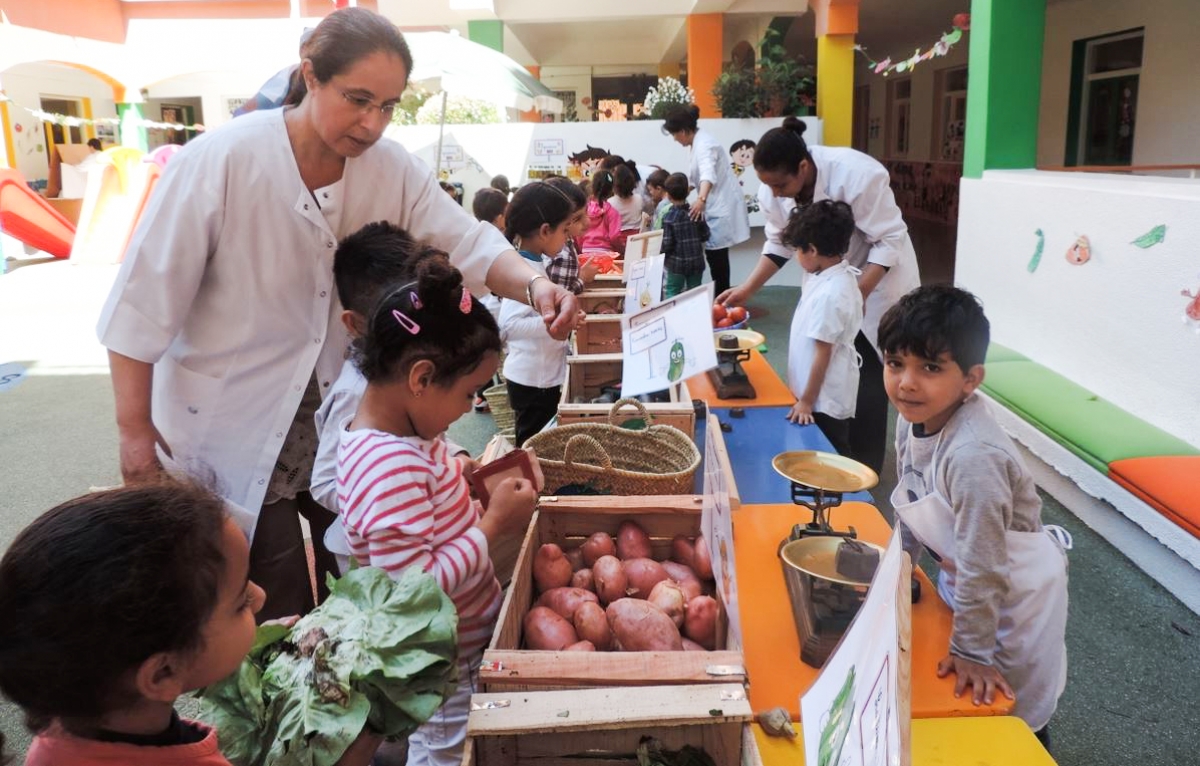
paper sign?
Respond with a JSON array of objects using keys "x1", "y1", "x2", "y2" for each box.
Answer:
[
  {"x1": 624, "y1": 254, "x2": 665, "y2": 314},
  {"x1": 702, "y1": 412, "x2": 742, "y2": 650},
  {"x1": 533, "y1": 138, "x2": 564, "y2": 157},
  {"x1": 622, "y1": 230, "x2": 663, "y2": 282},
  {"x1": 801, "y1": 529, "x2": 903, "y2": 766},
  {"x1": 620, "y1": 284, "x2": 718, "y2": 398},
  {"x1": 440, "y1": 145, "x2": 464, "y2": 164}
]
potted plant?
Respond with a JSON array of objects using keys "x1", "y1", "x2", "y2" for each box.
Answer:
[
  {"x1": 712, "y1": 65, "x2": 761, "y2": 118},
  {"x1": 643, "y1": 76, "x2": 695, "y2": 120},
  {"x1": 756, "y1": 29, "x2": 816, "y2": 117}
]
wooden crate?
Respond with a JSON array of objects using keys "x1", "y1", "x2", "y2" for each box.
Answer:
[
  {"x1": 572, "y1": 314, "x2": 623, "y2": 355},
  {"x1": 558, "y1": 353, "x2": 696, "y2": 439},
  {"x1": 463, "y1": 684, "x2": 758, "y2": 766},
  {"x1": 481, "y1": 495, "x2": 744, "y2": 692},
  {"x1": 577, "y1": 288, "x2": 626, "y2": 315}
]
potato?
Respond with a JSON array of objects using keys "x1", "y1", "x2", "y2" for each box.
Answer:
[
  {"x1": 581, "y1": 532, "x2": 617, "y2": 566},
  {"x1": 622, "y1": 558, "x2": 669, "y2": 598},
  {"x1": 692, "y1": 535, "x2": 714, "y2": 580},
  {"x1": 573, "y1": 601, "x2": 613, "y2": 651},
  {"x1": 616, "y1": 520, "x2": 653, "y2": 560},
  {"x1": 565, "y1": 640, "x2": 596, "y2": 651},
  {"x1": 681, "y1": 638, "x2": 708, "y2": 652},
  {"x1": 565, "y1": 547, "x2": 585, "y2": 572},
  {"x1": 683, "y1": 595, "x2": 718, "y2": 650},
  {"x1": 570, "y1": 568, "x2": 595, "y2": 592},
  {"x1": 523, "y1": 606, "x2": 578, "y2": 650},
  {"x1": 606, "y1": 598, "x2": 683, "y2": 651},
  {"x1": 533, "y1": 543, "x2": 574, "y2": 593},
  {"x1": 647, "y1": 580, "x2": 687, "y2": 627},
  {"x1": 670, "y1": 535, "x2": 696, "y2": 569},
  {"x1": 660, "y1": 561, "x2": 703, "y2": 601},
  {"x1": 536, "y1": 587, "x2": 599, "y2": 621},
  {"x1": 592, "y1": 555, "x2": 627, "y2": 605}
]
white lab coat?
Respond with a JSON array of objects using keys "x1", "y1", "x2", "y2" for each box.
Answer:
[
  {"x1": 757, "y1": 145, "x2": 921, "y2": 356},
  {"x1": 687, "y1": 129, "x2": 750, "y2": 250},
  {"x1": 787, "y1": 261, "x2": 863, "y2": 419},
  {"x1": 97, "y1": 108, "x2": 511, "y2": 536}
]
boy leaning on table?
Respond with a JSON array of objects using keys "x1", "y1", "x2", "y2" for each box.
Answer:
[{"x1": 879, "y1": 285, "x2": 1070, "y2": 748}]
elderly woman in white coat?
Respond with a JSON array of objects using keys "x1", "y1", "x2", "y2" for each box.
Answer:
[
  {"x1": 717, "y1": 117, "x2": 920, "y2": 475},
  {"x1": 96, "y1": 8, "x2": 578, "y2": 620},
  {"x1": 663, "y1": 105, "x2": 750, "y2": 295}
]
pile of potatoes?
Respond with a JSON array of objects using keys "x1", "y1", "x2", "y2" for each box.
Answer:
[{"x1": 523, "y1": 519, "x2": 719, "y2": 652}]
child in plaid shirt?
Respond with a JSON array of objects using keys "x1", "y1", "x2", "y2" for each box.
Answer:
[
  {"x1": 660, "y1": 172, "x2": 710, "y2": 298},
  {"x1": 544, "y1": 176, "x2": 597, "y2": 295}
]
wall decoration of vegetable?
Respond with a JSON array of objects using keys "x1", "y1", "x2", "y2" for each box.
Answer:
[
  {"x1": 1131, "y1": 224, "x2": 1167, "y2": 249},
  {"x1": 198, "y1": 566, "x2": 459, "y2": 766},
  {"x1": 1027, "y1": 228, "x2": 1044, "y2": 273},
  {"x1": 1065, "y1": 235, "x2": 1091, "y2": 265}
]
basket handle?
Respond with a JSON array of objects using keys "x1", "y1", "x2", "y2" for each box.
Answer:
[
  {"x1": 608, "y1": 397, "x2": 654, "y2": 429},
  {"x1": 563, "y1": 434, "x2": 614, "y2": 472}
]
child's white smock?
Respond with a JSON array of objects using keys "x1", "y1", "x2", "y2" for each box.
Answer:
[
  {"x1": 687, "y1": 129, "x2": 750, "y2": 250},
  {"x1": 786, "y1": 261, "x2": 863, "y2": 419}
]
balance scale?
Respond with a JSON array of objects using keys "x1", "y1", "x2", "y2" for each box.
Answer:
[
  {"x1": 772, "y1": 450, "x2": 882, "y2": 667},
  {"x1": 706, "y1": 329, "x2": 764, "y2": 400}
]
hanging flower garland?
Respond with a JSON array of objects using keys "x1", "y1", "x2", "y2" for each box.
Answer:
[
  {"x1": 855, "y1": 13, "x2": 970, "y2": 77},
  {"x1": 0, "y1": 93, "x2": 206, "y2": 132}
]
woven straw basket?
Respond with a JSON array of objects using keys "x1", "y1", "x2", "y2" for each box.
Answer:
[
  {"x1": 483, "y1": 382, "x2": 515, "y2": 439},
  {"x1": 526, "y1": 399, "x2": 701, "y2": 496}
]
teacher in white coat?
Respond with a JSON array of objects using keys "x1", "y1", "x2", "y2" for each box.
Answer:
[
  {"x1": 96, "y1": 7, "x2": 579, "y2": 620},
  {"x1": 663, "y1": 105, "x2": 750, "y2": 295},
  {"x1": 718, "y1": 117, "x2": 920, "y2": 475}
]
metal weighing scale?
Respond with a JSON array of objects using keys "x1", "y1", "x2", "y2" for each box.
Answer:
[
  {"x1": 772, "y1": 450, "x2": 882, "y2": 667},
  {"x1": 706, "y1": 329, "x2": 764, "y2": 400}
]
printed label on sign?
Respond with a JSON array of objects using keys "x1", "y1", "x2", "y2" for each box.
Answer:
[{"x1": 0, "y1": 363, "x2": 28, "y2": 394}]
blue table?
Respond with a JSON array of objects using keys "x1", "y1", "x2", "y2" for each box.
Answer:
[{"x1": 694, "y1": 405, "x2": 874, "y2": 505}]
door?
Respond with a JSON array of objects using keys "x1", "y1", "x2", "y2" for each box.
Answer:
[{"x1": 1083, "y1": 75, "x2": 1138, "y2": 166}]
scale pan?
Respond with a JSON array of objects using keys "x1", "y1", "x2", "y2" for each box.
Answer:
[
  {"x1": 714, "y1": 329, "x2": 765, "y2": 351},
  {"x1": 772, "y1": 451, "x2": 879, "y2": 493},
  {"x1": 780, "y1": 536, "x2": 885, "y2": 586}
]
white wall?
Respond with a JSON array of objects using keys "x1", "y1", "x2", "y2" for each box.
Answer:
[
  {"x1": 957, "y1": 170, "x2": 1200, "y2": 447},
  {"x1": 144, "y1": 70, "x2": 267, "y2": 133},
  {"x1": 1039, "y1": 0, "x2": 1200, "y2": 168},
  {"x1": 1, "y1": 63, "x2": 118, "y2": 183}
]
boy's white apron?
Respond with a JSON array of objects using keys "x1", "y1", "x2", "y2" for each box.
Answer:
[{"x1": 890, "y1": 437, "x2": 1070, "y2": 731}]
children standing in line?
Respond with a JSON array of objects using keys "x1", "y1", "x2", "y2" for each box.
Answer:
[
  {"x1": 470, "y1": 188, "x2": 509, "y2": 410},
  {"x1": 545, "y1": 175, "x2": 599, "y2": 295},
  {"x1": 500, "y1": 183, "x2": 575, "y2": 445},
  {"x1": 645, "y1": 168, "x2": 671, "y2": 230},
  {"x1": 880, "y1": 285, "x2": 1068, "y2": 743},
  {"x1": 578, "y1": 169, "x2": 621, "y2": 255},
  {"x1": 609, "y1": 163, "x2": 647, "y2": 252},
  {"x1": 660, "y1": 172, "x2": 711, "y2": 298},
  {"x1": 338, "y1": 256, "x2": 537, "y2": 766},
  {"x1": 779, "y1": 200, "x2": 863, "y2": 458}
]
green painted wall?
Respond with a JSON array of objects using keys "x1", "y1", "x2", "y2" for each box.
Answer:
[
  {"x1": 963, "y1": 0, "x2": 1046, "y2": 178},
  {"x1": 117, "y1": 103, "x2": 148, "y2": 152},
  {"x1": 468, "y1": 20, "x2": 504, "y2": 53}
]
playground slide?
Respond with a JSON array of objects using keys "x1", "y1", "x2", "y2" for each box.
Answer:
[
  {"x1": 0, "y1": 168, "x2": 75, "y2": 259},
  {"x1": 70, "y1": 149, "x2": 160, "y2": 266}
]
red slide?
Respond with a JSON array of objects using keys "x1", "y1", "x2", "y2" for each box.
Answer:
[{"x1": 0, "y1": 168, "x2": 75, "y2": 259}]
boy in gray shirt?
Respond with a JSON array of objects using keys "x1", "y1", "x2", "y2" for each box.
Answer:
[{"x1": 879, "y1": 285, "x2": 1069, "y2": 743}]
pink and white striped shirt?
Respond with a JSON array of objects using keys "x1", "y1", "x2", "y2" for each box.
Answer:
[{"x1": 337, "y1": 428, "x2": 501, "y2": 654}]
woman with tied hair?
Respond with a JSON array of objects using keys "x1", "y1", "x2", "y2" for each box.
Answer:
[
  {"x1": 663, "y1": 104, "x2": 751, "y2": 295},
  {"x1": 97, "y1": 6, "x2": 579, "y2": 621},
  {"x1": 718, "y1": 116, "x2": 921, "y2": 474}
]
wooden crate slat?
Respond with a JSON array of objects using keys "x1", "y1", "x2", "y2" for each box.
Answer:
[{"x1": 478, "y1": 650, "x2": 746, "y2": 687}]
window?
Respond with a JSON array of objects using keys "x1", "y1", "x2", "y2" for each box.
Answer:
[
  {"x1": 886, "y1": 78, "x2": 912, "y2": 158},
  {"x1": 933, "y1": 67, "x2": 968, "y2": 161},
  {"x1": 39, "y1": 97, "x2": 84, "y2": 147},
  {"x1": 1068, "y1": 29, "x2": 1143, "y2": 165}
]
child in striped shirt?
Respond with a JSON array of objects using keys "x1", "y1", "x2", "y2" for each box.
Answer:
[{"x1": 337, "y1": 254, "x2": 537, "y2": 766}]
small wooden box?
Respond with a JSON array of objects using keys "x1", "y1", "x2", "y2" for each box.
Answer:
[
  {"x1": 577, "y1": 288, "x2": 626, "y2": 315},
  {"x1": 481, "y1": 495, "x2": 744, "y2": 692},
  {"x1": 558, "y1": 353, "x2": 696, "y2": 439},
  {"x1": 463, "y1": 684, "x2": 757, "y2": 766},
  {"x1": 571, "y1": 314, "x2": 623, "y2": 355}
]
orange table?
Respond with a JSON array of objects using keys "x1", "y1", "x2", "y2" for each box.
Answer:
[
  {"x1": 750, "y1": 717, "x2": 1054, "y2": 765},
  {"x1": 687, "y1": 349, "x2": 796, "y2": 408},
  {"x1": 733, "y1": 502, "x2": 1013, "y2": 720}
]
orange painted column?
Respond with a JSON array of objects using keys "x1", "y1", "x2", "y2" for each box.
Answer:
[
  {"x1": 687, "y1": 13, "x2": 723, "y2": 117},
  {"x1": 521, "y1": 65, "x2": 542, "y2": 123}
]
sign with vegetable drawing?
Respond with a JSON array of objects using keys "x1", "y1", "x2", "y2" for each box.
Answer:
[
  {"x1": 801, "y1": 529, "x2": 903, "y2": 766},
  {"x1": 620, "y1": 284, "x2": 717, "y2": 398},
  {"x1": 701, "y1": 413, "x2": 742, "y2": 650},
  {"x1": 625, "y1": 254, "x2": 666, "y2": 314}
]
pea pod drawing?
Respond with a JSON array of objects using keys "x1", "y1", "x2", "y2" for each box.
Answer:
[
  {"x1": 1027, "y1": 229, "x2": 1044, "y2": 273},
  {"x1": 818, "y1": 665, "x2": 856, "y2": 766},
  {"x1": 1131, "y1": 224, "x2": 1167, "y2": 249}
]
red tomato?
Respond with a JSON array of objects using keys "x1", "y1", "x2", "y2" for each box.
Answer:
[
  {"x1": 716, "y1": 317, "x2": 734, "y2": 328},
  {"x1": 712, "y1": 304, "x2": 727, "y2": 323},
  {"x1": 727, "y1": 306, "x2": 748, "y2": 323}
]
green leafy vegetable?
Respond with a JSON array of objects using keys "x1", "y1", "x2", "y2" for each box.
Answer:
[
  {"x1": 636, "y1": 737, "x2": 716, "y2": 766},
  {"x1": 199, "y1": 567, "x2": 459, "y2": 766}
]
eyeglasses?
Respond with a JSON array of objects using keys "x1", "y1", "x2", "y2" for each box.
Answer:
[{"x1": 337, "y1": 88, "x2": 398, "y2": 119}]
